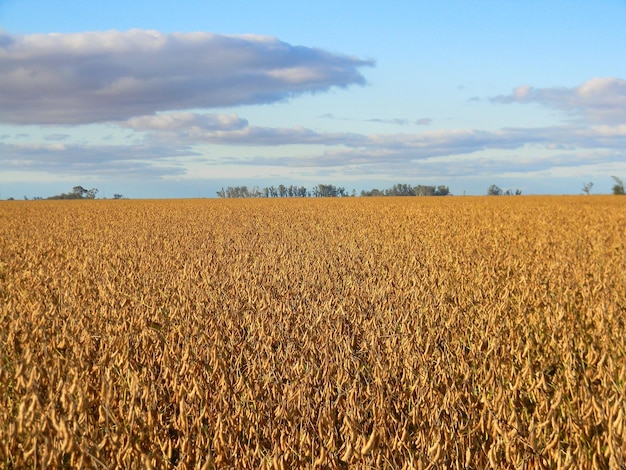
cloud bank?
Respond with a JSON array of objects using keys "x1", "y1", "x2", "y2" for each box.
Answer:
[
  {"x1": 5, "y1": 110, "x2": 625, "y2": 180},
  {"x1": 0, "y1": 141, "x2": 193, "y2": 177},
  {"x1": 2, "y1": 65, "x2": 625, "y2": 188},
  {"x1": 0, "y1": 29, "x2": 373, "y2": 125},
  {"x1": 120, "y1": 109, "x2": 626, "y2": 155},
  {"x1": 492, "y1": 78, "x2": 626, "y2": 124}
]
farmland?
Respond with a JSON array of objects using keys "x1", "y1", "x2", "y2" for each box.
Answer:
[{"x1": 1, "y1": 196, "x2": 625, "y2": 468}]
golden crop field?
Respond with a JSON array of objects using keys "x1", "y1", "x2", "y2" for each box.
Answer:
[{"x1": 1, "y1": 196, "x2": 625, "y2": 469}]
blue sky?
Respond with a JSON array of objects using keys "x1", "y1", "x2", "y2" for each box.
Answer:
[{"x1": 1, "y1": 0, "x2": 626, "y2": 198}]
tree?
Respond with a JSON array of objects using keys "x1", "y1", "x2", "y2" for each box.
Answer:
[
  {"x1": 487, "y1": 184, "x2": 503, "y2": 196},
  {"x1": 361, "y1": 188, "x2": 384, "y2": 197},
  {"x1": 386, "y1": 183, "x2": 414, "y2": 196},
  {"x1": 611, "y1": 176, "x2": 625, "y2": 195},
  {"x1": 48, "y1": 186, "x2": 99, "y2": 199},
  {"x1": 435, "y1": 185, "x2": 450, "y2": 196},
  {"x1": 113, "y1": 194, "x2": 124, "y2": 199},
  {"x1": 73, "y1": 186, "x2": 88, "y2": 198},
  {"x1": 414, "y1": 185, "x2": 435, "y2": 196},
  {"x1": 582, "y1": 182, "x2": 594, "y2": 195}
]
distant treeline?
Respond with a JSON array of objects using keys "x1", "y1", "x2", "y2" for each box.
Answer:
[
  {"x1": 216, "y1": 183, "x2": 451, "y2": 198},
  {"x1": 217, "y1": 184, "x2": 347, "y2": 198},
  {"x1": 360, "y1": 184, "x2": 450, "y2": 197},
  {"x1": 47, "y1": 186, "x2": 99, "y2": 200}
]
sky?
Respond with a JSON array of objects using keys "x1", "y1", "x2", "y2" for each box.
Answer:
[{"x1": 1, "y1": 1, "x2": 626, "y2": 198}]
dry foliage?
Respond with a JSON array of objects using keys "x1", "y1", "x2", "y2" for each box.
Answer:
[{"x1": 0, "y1": 196, "x2": 625, "y2": 469}]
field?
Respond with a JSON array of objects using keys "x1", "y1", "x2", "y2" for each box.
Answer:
[{"x1": 1, "y1": 196, "x2": 625, "y2": 468}]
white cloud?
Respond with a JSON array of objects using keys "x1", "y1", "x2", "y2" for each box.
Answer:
[
  {"x1": 3, "y1": 71, "x2": 625, "y2": 187},
  {"x1": 117, "y1": 108, "x2": 626, "y2": 162},
  {"x1": 492, "y1": 77, "x2": 626, "y2": 124},
  {"x1": 0, "y1": 141, "x2": 195, "y2": 177},
  {"x1": 124, "y1": 112, "x2": 248, "y2": 132},
  {"x1": 0, "y1": 29, "x2": 373, "y2": 125},
  {"x1": 2, "y1": 119, "x2": 625, "y2": 183}
]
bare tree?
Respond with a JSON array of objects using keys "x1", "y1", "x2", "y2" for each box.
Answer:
[{"x1": 582, "y1": 182, "x2": 594, "y2": 195}]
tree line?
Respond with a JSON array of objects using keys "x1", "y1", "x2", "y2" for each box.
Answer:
[
  {"x1": 8, "y1": 177, "x2": 625, "y2": 200},
  {"x1": 217, "y1": 184, "x2": 314, "y2": 198},
  {"x1": 486, "y1": 185, "x2": 522, "y2": 196},
  {"x1": 216, "y1": 183, "x2": 453, "y2": 198},
  {"x1": 360, "y1": 184, "x2": 450, "y2": 197},
  {"x1": 17, "y1": 186, "x2": 125, "y2": 200},
  {"x1": 216, "y1": 184, "x2": 351, "y2": 198},
  {"x1": 47, "y1": 186, "x2": 99, "y2": 200}
]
